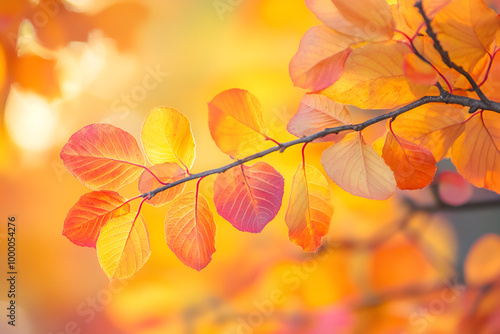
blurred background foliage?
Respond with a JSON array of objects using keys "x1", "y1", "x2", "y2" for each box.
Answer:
[{"x1": 1, "y1": 1, "x2": 500, "y2": 333}]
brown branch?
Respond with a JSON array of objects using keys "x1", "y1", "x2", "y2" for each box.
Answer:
[
  {"x1": 143, "y1": 92, "x2": 500, "y2": 200},
  {"x1": 414, "y1": 0, "x2": 490, "y2": 104}
]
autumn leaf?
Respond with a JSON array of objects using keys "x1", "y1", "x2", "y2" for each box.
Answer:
[
  {"x1": 287, "y1": 94, "x2": 352, "y2": 143},
  {"x1": 465, "y1": 234, "x2": 500, "y2": 285},
  {"x1": 451, "y1": 111, "x2": 500, "y2": 194},
  {"x1": 213, "y1": 162, "x2": 284, "y2": 233},
  {"x1": 321, "y1": 132, "x2": 396, "y2": 200},
  {"x1": 289, "y1": 25, "x2": 356, "y2": 91},
  {"x1": 321, "y1": 41, "x2": 431, "y2": 109},
  {"x1": 382, "y1": 129, "x2": 437, "y2": 190},
  {"x1": 137, "y1": 163, "x2": 186, "y2": 207},
  {"x1": 165, "y1": 192, "x2": 216, "y2": 271},
  {"x1": 433, "y1": 0, "x2": 499, "y2": 70},
  {"x1": 60, "y1": 124, "x2": 146, "y2": 191},
  {"x1": 285, "y1": 164, "x2": 334, "y2": 252},
  {"x1": 96, "y1": 212, "x2": 151, "y2": 280},
  {"x1": 12, "y1": 54, "x2": 61, "y2": 99},
  {"x1": 208, "y1": 89, "x2": 274, "y2": 159},
  {"x1": 392, "y1": 104, "x2": 466, "y2": 161},
  {"x1": 63, "y1": 191, "x2": 130, "y2": 248},
  {"x1": 403, "y1": 53, "x2": 438, "y2": 86},
  {"x1": 141, "y1": 107, "x2": 195, "y2": 170}
]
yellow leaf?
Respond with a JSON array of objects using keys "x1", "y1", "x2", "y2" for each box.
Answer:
[
  {"x1": 141, "y1": 107, "x2": 195, "y2": 170},
  {"x1": 208, "y1": 89, "x2": 273, "y2": 159},
  {"x1": 285, "y1": 164, "x2": 334, "y2": 252},
  {"x1": 97, "y1": 213, "x2": 151, "y2": 280},
  {"x1": 321, "y1": 41, "x2": 431, "y2": 109},
  {"x1": 321, "y1": 132, "x2": 396, "y2": 200}
]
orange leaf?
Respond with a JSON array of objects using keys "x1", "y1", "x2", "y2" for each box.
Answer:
[
  {"x1": 434, "y1": 0, "x2": 499, "y2": 70},
  {"x1": 321, "y1": 132, "x2": 396, "y2": 199},
  {"x1": 165, "y1": 192, "x2": 216, "y2": 271},
  {"x1": 208, "y1": 89, "x2": 273, "y2": 159},
  {"x1": 213, "y1": 162, "x2": 284, "y2": 233},
  {"x1": 438, "y1": 171, "x2": 473, "y2": 206},
  {"x1": 285, "y1": 164, "x2": 334, "y2": 252},
  {"x1": 289, "y1": 25, "x2": 355, "y2": 91},
  {"x1": 465, "y1": 234, "x2": 500, "y2": 285},
  {"x1": 141, "y1": 107, "x2": 195, "y2": 170},
  {"x1": 63, "y1": 191, "x2": 130, "y2": 248},
  {"x1": 382, "y1": 130, "x2": 437, "y2": 190},
  {"x1": 12, "y1": 54, "x2": 60, "y2": 99},
  {"x1": 96, "y1": 212, "x2": 151, "y2": 280},
  {"x1": 60, "y1": 124, "x2": 146, "y2": 191},
  {"x1": 287, "y1": 94, "x2": 352, "y2": 143},
  {"x1": 392, "y1": 104, "x2": 466, "y2": 161},
  {"x1": 403, "y1": 53, "x2": 438, "y2": 85},
  {"x1": 451, "y1": 111, "x2": 500, "y2": 194},
  {"x1": 331, "y1": 0, "x2": 395, "y2": 41},
  {"x1": 137, "y1": 163, "x2": 186, "y2": 207},
  {"x1": 321, "y1": 41, "x2": 431, "y2": 109}
]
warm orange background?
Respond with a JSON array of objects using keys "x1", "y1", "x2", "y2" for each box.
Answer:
[{"x1": 0, "y1": 1, "x2": 489, "y2": 333}]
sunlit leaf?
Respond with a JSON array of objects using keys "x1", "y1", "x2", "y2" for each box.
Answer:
[
  {"x1": 321, "y1": 132, "x2": 396, "y2": 199},
  {"x1": 285, "y1": 164, "x2": 334, "y2": 252},
  {"x1": 208, "y1": 89, "x2": 273, "y2": 159},
  {"x1": 322, "y1": 41, "x2": 431, "y2": 109},
  {"x1": 392, "y1": 104, "x2": 466, "y2": 161},
  {"x1": 382, "y1": 130, "x2": 437, "y2": 190},
  {"x1": 138, "y1": 163, "x2": 186, "y2": 207},
  {"x1": 63, "y1": 191, "x2": 130, "y2": 248},
  {"x1": 289, "y1": 25, "x2": 356, "y2": 91},
  {"x1": 403, "y1": 52, "x2": 438, "y2": 85},
  {"x1": 96, "y1": 212, "x2": 151, "y2": 280},
  {"x1": 141, "y1": 107, "x2": 195, "y2": 170},
  {"x1": 60, "y1": 124, "x2": 146, "y2": 191},
  {"x1": 434, "y1": 0, "x2": 499, "y2": 70},
  {"x1": 13, "y1": 54, "x2": 60, "y2": 98},
  {"x1": 438, "y1": 171, "x2": 473, "y2": 206},
  {"x1": 165, "y1": 192, "x2": 216, "y2": 271},
  {"x1": 331, "y1": 0, "x2": 395, "y2": 41},
  {"x1": 451, "y1": 111, "x2": 500, "y2": 194},
  {"x1": 287, "y1": 94, "x2": 352, "y2": 143},
  {"x1": 465, "y1": 234, "x2": 500, "y2": 285},
  {"x1": 213, "y1": 162, "x2": 284, "y2": 233}
]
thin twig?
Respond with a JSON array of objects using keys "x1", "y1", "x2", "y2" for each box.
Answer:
[
  {"x1": 143, "y1": 93, "x2": 500, "y2": 199},
  {"x1": 414, "y1": 1, "x2": 490, "y2": 103}
]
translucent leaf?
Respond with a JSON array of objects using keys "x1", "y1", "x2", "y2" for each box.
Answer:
[
  {"x1": 287, "y1": 94, "x2": 352, "y2": 143},
  {"x1": 208, "y1": 89, "x2": 273, "y2": 159},
  {"x1": 165, "y1": 192, "x2": 216, "y2": 271},
  {"x1": 97, "y1": 213, "x2": 151, "y2": 280},
  {"x1": 60, "y1": 124, "x2": 145, "y2": 191},
  {"x1": 213, "y1": 162, "x2": 284, "y2": 233},
  {"x1": 285, "y1": 164, "x2": 334, "y2": 252},
  {"x1": 465, "y1": 234, "x2": 500, "y2": 285},
  {"x1": 382, "y1": 130, "x2": 437, "y2": 190},
  {"x1": 321, "y1": 132, "x2": 396, "y2": 199},
  {"x1": 63, "y1": 191, "x2": 130, "y2": 247},
  {"x1": 141, "y1": 107, "x2": 195, "y2": 169}
]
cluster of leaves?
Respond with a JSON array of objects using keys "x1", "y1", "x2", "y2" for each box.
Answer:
[{"x1": 61, "y1": 0, "x2": 500, "y2": 281}]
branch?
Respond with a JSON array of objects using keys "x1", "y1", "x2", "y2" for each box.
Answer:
[
  {"x1": 143, "y1": 92, "x2": 500, "y2": 200},
  {"x1": 414, "y1": 0, "x2": 490, "y2": 103}
]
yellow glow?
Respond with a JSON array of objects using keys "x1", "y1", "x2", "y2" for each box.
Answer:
[{"x1": 5, "y1": 87, "x2": 59, "y2": 152}]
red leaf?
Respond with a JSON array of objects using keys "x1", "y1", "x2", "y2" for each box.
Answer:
[
  {"x1": 60, "y1": 124, "x2": 145, "y2": 190},
  {"x1": 438, "y1": 171, "x2": 473, "y2": 206},
  {"x1": 213, "y1": 162, "x2": 285, "y2": 233},
  {"x1": 63, "y1": 191, "x2": 130, "y2": 247},
  {"x1": 165, "y1": 192, "x2": 216, "y2": 271},
  {"x1": 138, "y1": 163, "x2": 186, "y2": 207}
]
